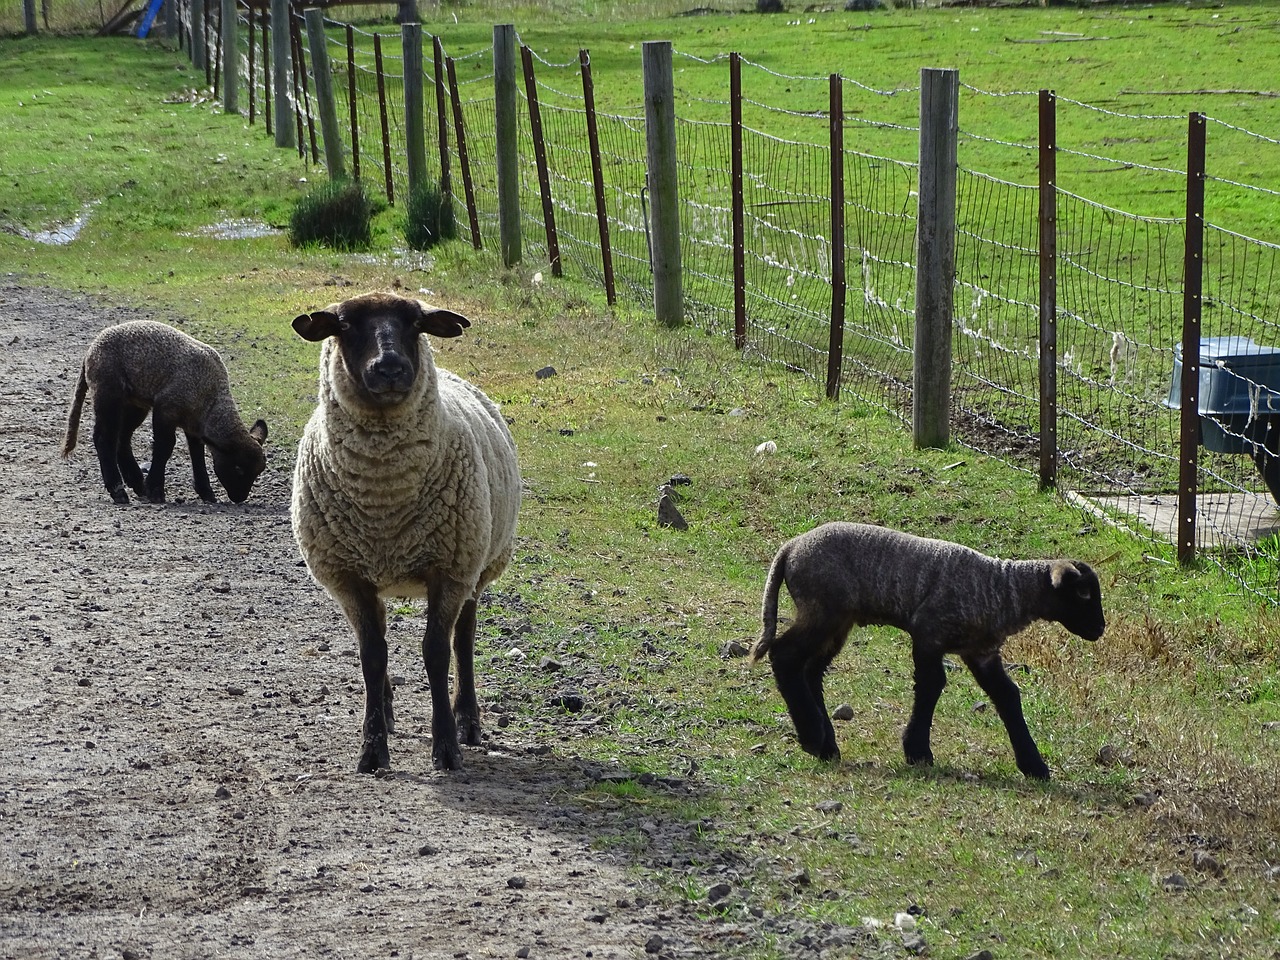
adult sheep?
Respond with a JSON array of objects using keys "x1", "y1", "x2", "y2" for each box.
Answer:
[
  {"x1": 291, "y1": 291, "x2": 521, "y2": 773},
  {"x1": 62, "y1": 320, "x2": 269, "y2": 505},
  {"x1": 751, "y1": 521, "x2": 1105, "y2": 779}
]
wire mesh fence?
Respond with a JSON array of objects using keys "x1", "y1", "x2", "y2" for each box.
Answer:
[{"x1": 41, "y1": 1, "x2": 1280, "y2": 600}]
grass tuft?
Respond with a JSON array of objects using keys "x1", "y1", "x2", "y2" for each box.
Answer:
[
  {"x1": 288, "y1": 178, "x2": 374, "y2": 251},
  {"x1": 404, "y1": 180, "x2": 458, "y2": 250}
]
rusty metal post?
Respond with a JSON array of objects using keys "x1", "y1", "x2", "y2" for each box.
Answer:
[
  {"x1": 1178, "y1": 113, "x2": 1207, "y2": 565},
  {"x1": 826, "y1": 74, "x2": 846, "y2": 402},
  {"x1": 521, "y1": 44, "x2": 561, "y2": 277},
  {"x1": 581, "y1": 49, "x2": 616, "y2": 305},
  {"x1": 447, "y1": 56, "x2": 482, "y2": 249},
  {"x1": 1038, "y1": 89, "x2": 1058, "y2": 491},
  {"x1": 731, "y1": 52, "x2": 746, "y2": 351}
]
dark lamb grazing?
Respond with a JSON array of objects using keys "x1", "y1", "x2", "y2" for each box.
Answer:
[
  {"x1": 751, "y1": 521, "x2": 1105, "y2": 779},
  {"x1": 62, "y1": 320, "x2": 269, "y2": 505}
]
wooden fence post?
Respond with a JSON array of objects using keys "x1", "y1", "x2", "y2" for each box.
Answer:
[
  {"x1": 305, "y1": 7, "x2": 346, "y2": 179},
  {"x1": 643, "y1": 40, "x2": 682, "y2": 327},
  {"x1": 23, "y1": 0, "x2": 36, "y2": 34},
  {"x1": 221, "y1": 0, "x2": 238, "y2": 113},
  {"x1": 580, "y1": 48, "x2": 616, "y2": 306},
  {"x1": 447, "y1": 56, "x2": 483, "y2": 249},
  {"x1": 914, "y1": 67, "x2": 958, "y2": 449},
  {"x1": 1038, "y1": 89, "x2": 1058, "y2": 491},
  {"x1": 165, "y1": 0, "x2": 176, "y2": 42},
  {"x1": 248, "y1": 4, "x2": 257, "y2": 124},
  {"x1": 271, "y1": 0, "x2": 294, "y2": 148},
  {"x1": 192, "y1": 0, "x2": 206, "y2": 72},
  {"x1": 730, "y1": 52, "x2": 745, "y2": 349},
  {"x1": 826, "y1": 73, "x2": 846, "y2": 402},
  {"x1": 494, "y1": 24, "x2": 521, "y2": 267},
  {"x1": 1178, "y1": 113, "x2": 1207, "y2": 566},
  {"x1": 403, "y1": 23, "x2": 427, "y2": 201},
  {"x1": 521, "y1": 45, "x2": 561, "y2": 277}
]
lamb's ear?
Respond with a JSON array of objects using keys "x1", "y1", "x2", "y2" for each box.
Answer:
[
  {"x1": 292, "y1": 309, "x2": 345, "y2": 342},
  {"x1": 249, "y1": 419, "x2": 269, "y2": 446},
  {"x1": 1051, "y1": 561, "x2": 1094, "y2": 598},
  {"x1": 415, "y1": 304, "x2": 471, "y2": 339}
]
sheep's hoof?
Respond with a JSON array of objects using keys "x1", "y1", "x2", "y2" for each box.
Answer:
[
  {"x1": 146, "y1": 491, "x2": 166, "y2": 504},
  {"x1": 109, "y1": 486, "x2": 129, "y2": 505},
  {"x1": 356, "y1": 735, "x2": 390, "y2": 774},
  {"x1": 433, "y1": 741, "x2": 465, "y2": 772},
  {"x1": 455, "y1": 712, "x2": 483, "y2": 747},
  {"x1": 904, "y1": 749, "x2": 935, "y2": 768}
]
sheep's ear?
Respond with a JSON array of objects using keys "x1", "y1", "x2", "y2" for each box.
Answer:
[
  {"x1": 249, "y1": 420, "x2": 269, "y2": 446},
  {"x1": 293, "y1": 310, "x2": 345, "y2": 342},
  {"x1": 415, "y1": 305, "x2": 471, "y2": 339}
]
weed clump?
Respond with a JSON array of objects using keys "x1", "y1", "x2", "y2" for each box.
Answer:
[
  {"x1": 404, "y1": 180, "x2": 457, "y2": 250},
  {"x1": 289, "y1": 179, "x2": 373, "y2": 251}
]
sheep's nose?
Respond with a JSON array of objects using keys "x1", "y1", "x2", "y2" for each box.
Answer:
[{"x1": 366, "y1": 353, "x2": 414, "y2": 394}]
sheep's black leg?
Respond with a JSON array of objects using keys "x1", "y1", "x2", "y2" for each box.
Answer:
[
  {"x1": 91, "y1": 394, "x2": 129, "y2": 504},
  {"x1": 383, "y1": 672, "x2": 395, "y2": 734},
  {"x1": 338, "y1": 581, "x2": 391, "y2": 773},
  {"x1": 117, "y1": 405, "x2": 149, "y2": 497},
  {"x1": 769, "y1": 627, "x2": 839, "y2": 761},
  {"x1": 144, "y1": 415, "x2": 179, "y2": 504},
  {"x1": 451, "y1": 597, "x2": 483, "y2": 746},
  {"x1": 186, "y1": 433, "x2": 217, "y2": 503},
  {"x1": 423, "y1": 578, "x2": 470, "y2": 771},
  {"x1": 963, "y1": 651, "x2": 1050, "y2": 780},
  {"x1": 902, "y1": 637, "x2": 946, "y2": 768}
]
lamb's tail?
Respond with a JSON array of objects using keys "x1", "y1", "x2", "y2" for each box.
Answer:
[
  {"x1": 750, "y1": 542, "x2": 790, "y2": 664},
  {"x1": 62, "y1": 364, "x2": 89, "y2": 459}
]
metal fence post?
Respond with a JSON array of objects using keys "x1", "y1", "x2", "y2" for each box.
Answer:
[
  {"x1": 403, "y1": 23, "x2": 427, "y2": 198},
  {"x1": 1178, "y1": 113, "x2": 1207, "y2": 565},
  {"x1": 1038, "y1": 89, "x2": 1058, "y2": 490}
]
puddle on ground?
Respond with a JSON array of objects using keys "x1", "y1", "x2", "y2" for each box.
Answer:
[
  {"x1": 187, "y1": 219, "x2": 283, "y2": 240},
  {"x1": 24, "y1": 203, "x2": 97, "y2": 245}
]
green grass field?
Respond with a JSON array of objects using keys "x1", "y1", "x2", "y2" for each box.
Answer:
[{"x1": 3, "y1": 4, "x2": 1280, "y2": 956}]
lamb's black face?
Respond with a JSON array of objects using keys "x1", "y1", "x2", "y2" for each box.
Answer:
[
  {"x1": 1049, "y1": 561, "x2": 1106, "y2": 642},
  {"x1": 212, "y1": 421, "x2": 268, "y2": 503},
  {"x1": 292, "y1": 293, "x2": 473, "y2": 410}
]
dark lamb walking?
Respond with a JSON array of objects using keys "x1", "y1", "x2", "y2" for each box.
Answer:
[
  {"x1": 63, "y1": 320, "x2": 269, "y2": 505},
  {"x1": 751, "y1": 521, "x2": 1105, "y2": 779}
]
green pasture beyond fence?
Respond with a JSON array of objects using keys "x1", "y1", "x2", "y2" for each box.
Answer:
[{"x1": 17, "y1": 0, "x2": 1280, "y2": 602}]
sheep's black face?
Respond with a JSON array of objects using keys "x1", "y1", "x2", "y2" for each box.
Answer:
[
  {"x1": 1049, "y1": 560, "x2": 1105, "y2": 641},
  {"x1": 293, "y1": 294, "x2": 472, "y2": 410}
]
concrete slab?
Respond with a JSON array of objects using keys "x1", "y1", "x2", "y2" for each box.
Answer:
[{"x1": 1069, "y1": 490, "x2": 1280, "y2": 550}]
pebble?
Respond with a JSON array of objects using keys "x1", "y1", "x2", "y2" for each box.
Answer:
[
  {"x1": 644, "y1": 934, "x2": 665, "y2": 954},
  {"x1": 831, "y1": 703, "x2": 855, "y2": 721}
]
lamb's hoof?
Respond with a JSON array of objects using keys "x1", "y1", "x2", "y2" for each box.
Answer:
[
  {"x1": 146, "y1": 491, "x2": 166, "y2": 504},
  {"x1": 800, "y1": 739, "x2": 840, "y2": 763},
  {"x1": 356, "y1": 735, "x2": 390, "y2": 774},
  {"x1": 109, "y1": 486, "x2": 129, "y2": 505},
  {"x1": 1019, "y1": 759, "x2": 1051, "y2": 781},
  {"x1": 904, "y1": 749, "x2": 935, "y2": 768}
]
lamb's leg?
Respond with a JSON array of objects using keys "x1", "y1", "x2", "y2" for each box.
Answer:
[
  {"x1": 451, "y1": 597, "x2": 483, "y2": 746},
  {"x1": 117, "y1": 406, "x2": 149, "y2": 498},
  {"x1": 963, "y1": 651, "x2": 1050, "y2": 780},
  {"x1": 143, "y1": 415, "x2": 179, "y2": 504},
  {"x1": 383, "y1": 673, "x2": 395, "y2": 734},
  {"x1": 768, "y1": 626, "x2": 839, "y2": 761},
  {"x1": 902, "y1": 637, "x2": 946, "y2": 767},
  {"x1": 185, "y1": 433, "x2": 217, "y2": 503},
  {"x1": 91, "y1": 394, "x2": 129, "y2": 505},
  {"x1": 338, "y1": 580, "x2": 392, "y2": 773},
  {"x1": 423, "y1": 578, "x2": 471, "y2": 771}
]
